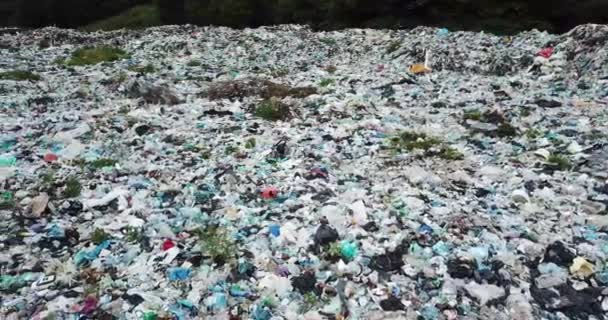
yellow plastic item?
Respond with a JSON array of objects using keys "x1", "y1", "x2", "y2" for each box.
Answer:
[
  {"x1": 409, "y1": 63, "x2": 431, "y2": 74},
  {"x1": 569, "y1": 257, "x2": 594, "y2": 278}
]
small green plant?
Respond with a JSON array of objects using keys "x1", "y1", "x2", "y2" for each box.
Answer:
[
  {"x1": 125, "y1": 227, "x2": 142, "y2": 243},
  {"x1": 127, "y1": 64, "x2": 155, "y2": 73},
  {"x1": 71, "y1": 158, "x2": 88, "y2": 169},
  {"x1": 187, "y1": 60, "x2": 202, "y2": 67},
  {"x1": 301, "y1": 292, "x2": 318, "y2": 311},
  {"x1": 319, "y1": 78, "x2": 334, "y2": 87},
  {"x1": 185, "y1": 75, "x2": 208, "y2": 81},
  {"x1": 438, "y1": 146, "x2": 464, "y2": 160},
  {"x1": 319, "y1": 37, "x2": 336, "y2": 46},
  {"x1": 118, "y1": 105, "x2": 130, "y2": 114},
  {"x1": 89, "y1": 158, "x2": 118, "y2": 169},
  {"x1": 325, "y1": 242, "x2": 342, "y2": 260},
  {"x1": 225, "y1": 145, "x2": 238, "y2": 155},
  {"x1": 525, "y1": 128, "x2": 542, "y2": 139},
  {"x1": 464, "y1": 109, "x2": 517, "y2": 138},
  {"x1": 245, "y1": 138, "x2": 256, "y2": 149},
  {"x1": 254, "y1": 99, "x2": 292, "y2": 121},
  {"x1": 392, "y1": 131, "x2": 442, "y2": 151},
  {"x1": 0, "y1": 70, "x2": 41, "y2": 81},
  {"x1": 42, "y1": 170, "x2": 56, "y2": 185},
  {"x1": 195, "y1": 226, "x2": 236, "y2": 263},
  {"x1": 65, "y1": 46, "x2": 130, "y2": 66},
  {"x1": 63, "y1": 177, "x2": 82, "y2": 198},
  {"x1": 547, "y1": 154, "x2": 572, "y2": 171},
  {"x1": 497, "y1": 123, "x2": 517, "y2": 138},
  {"x1": 114, "y1": 72, "x2": 128, "y2": 84},
  {"x1": 271, "y1": 67, "x2": 289, "y2": 77},
  {"x1": 463, "y1": 109, "x2": 482, "y2": 121},
  {"x1": 390, "y1": 131, "x2": 463, "y2": 160},
  {"x1": 386, "y1": 41, "x2": 401, "y2": 54},
  {"x1": 91, "y1": 228, "x2": 110, "y2": 245}
]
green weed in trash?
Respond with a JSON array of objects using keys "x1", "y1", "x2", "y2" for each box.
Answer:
[
  {"x1": 0, "y1": 70, "x2": 41, "y2": 81},
  {"x1": 65, "y1": 46, "x2": 130, "y2": 66},
  {"x1": 195, "y1": 226, "x2": 236, "y2": 264},
  {"x1": 547, "y1": 154, "x2": 572, "y2": 171},
  {"x1": 63, "y1": 177, "x2": 82, "y2": 198},
  {"x1": 91, "y1": 228, "x2": 110, "y2": 245}
]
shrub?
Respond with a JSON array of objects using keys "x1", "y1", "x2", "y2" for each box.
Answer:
[
  {"x1": 254, "y1": 98, "x2": 292, "y2": 121},
  {"x1": 65, "y1": 46, "x2": 130, "y2": 66},
  {"x1": 83, "y1": 4, "x2": 161, "y2": 31},
  {"x1": 64, "y1": 177, "x2": 82, "y2": 198},
  {"x1": 0, "y1": 70, "x2": 41, "y2": 81}
]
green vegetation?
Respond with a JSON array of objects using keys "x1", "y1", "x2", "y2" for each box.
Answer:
[
  {"x1": 63, "y1": 177, "x2": 82, "y2": 198},
  {"x1": 204, "y1": 79, "x2": 316, "y2": 100},
  {"x1": 91, "y1": 228, "x2": 110, "y2": 245},
  {"x1": 390, "y1": 131, "x2": 463, "y2": 160},
  {"x1": 386, "y1": 41, "x2": 401, "y2": 54},
  {"x1": 82, "y1": 4, "x2": 161, "y2": 31},
  {"x1": 547, "y1": 154, "x2": 572, "y2": 171},
  {"x1": 301, "y1": 292, "x2": 319, "y2": 311},
  {"x1": 125, "y1": 227, "x2": 143, "y2": 243},
  {"x1": 42, "y1": 170, "x2": 56, "y2": 185},
  {"x1": 271, "y1": 67, "x2": 289, "y2": 78},
  {"x1": 64, "y1": 46, "x2": 130, "y2": 66},
  {"x1": 520, "y1": 107, "x2": 532, "y2": 117},
  {"x1": 463, "y1": 109, "x2": 518, "y2": 138},
  {"x1": 438, "y1": 146, "x2": 464, "y2": 160},
  {"x1": 497, "y1": 123, "x2": 517, "y2": 138},
  {"x1": 187, "y1": 60, "x2": 202, "y2": 67},
  {"x1": 254, "y1": 99, "x2": 292, "y2": 121},
  {"x1": 245, "y1": 138, "x2": 256, "y2": 149},
  {"x1": 0, "y1": 70, "x2": 41, "y2": 81},
  {"x1": 115, "y1": 72, "x2": 129, "y2": 84},
  {"x1": 127, "y1": 64, "x2": 156, "y2": 73},
  {"x1": 463, "y1": 109, "x2": 483, "y2": 121},
  {"x1": 89, "y1": 158, "x2": 118, "y2": 169},
  {"x1": 195, "y1": 226, "x2": 236, "y2": 263},
  {"x1": 13, "y1": 0, "x2": 596, "y2": 35},
  {"x1": 324, "y1": 241, "x2": 342, "y2": 260},
  {"x1": 319, "y1": 78, "x2": 334, "y2": 87},
  {"x1": 392, "y1": 132, "x2": 442, "y2": 151},
  {"x1": 319, "y1": 37, "x2": 337, "y2": 46},
  {"x1": 225, "y1": 145, "x2": 238, "y2": 155},
  {"x1": 525, "y1": 128, "x2": 542, "y2": 139}
]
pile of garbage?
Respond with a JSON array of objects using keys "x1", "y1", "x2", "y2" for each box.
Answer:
[{"x1": 1, "y1": 23, "x2": 608, "y2": 319}]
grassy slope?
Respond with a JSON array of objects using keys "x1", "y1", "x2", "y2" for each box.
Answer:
[{"x1": 82, "y1": 4, "x2": 160, "y2": 31}]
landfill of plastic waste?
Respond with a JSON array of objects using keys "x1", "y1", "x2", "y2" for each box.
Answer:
[{"x1": 1, "y1": 23, "x2": 608, "y2": 319}]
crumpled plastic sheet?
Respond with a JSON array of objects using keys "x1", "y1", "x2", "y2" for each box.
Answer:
[{"x1": 1, "y1": 23, "x2": 608, "y2": 319}]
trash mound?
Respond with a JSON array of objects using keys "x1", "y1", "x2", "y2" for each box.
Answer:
[{"x1": 1, "y1": 24, "x2": 608, "y2": 319}]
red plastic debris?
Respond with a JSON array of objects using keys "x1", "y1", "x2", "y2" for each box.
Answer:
[
  {"x1": 261, "y1": 187, "x2": 279, "y2": 200},
  {"x1": 44, "y1": 153, "x2": 58, "y2": 163},
  {"x1": 538, "y1": 47, "x2": 554, "y2": 59},
  {"x1": 162, "y1": 239, "x2": 175, "y2": 251},
  {"x1": 310, "y1": 167, "x2": 329, "y2": 179}
]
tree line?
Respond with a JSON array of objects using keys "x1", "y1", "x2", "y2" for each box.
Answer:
[{"x1": 7, "y1": 0, "x2": 608, "y2": 34}]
